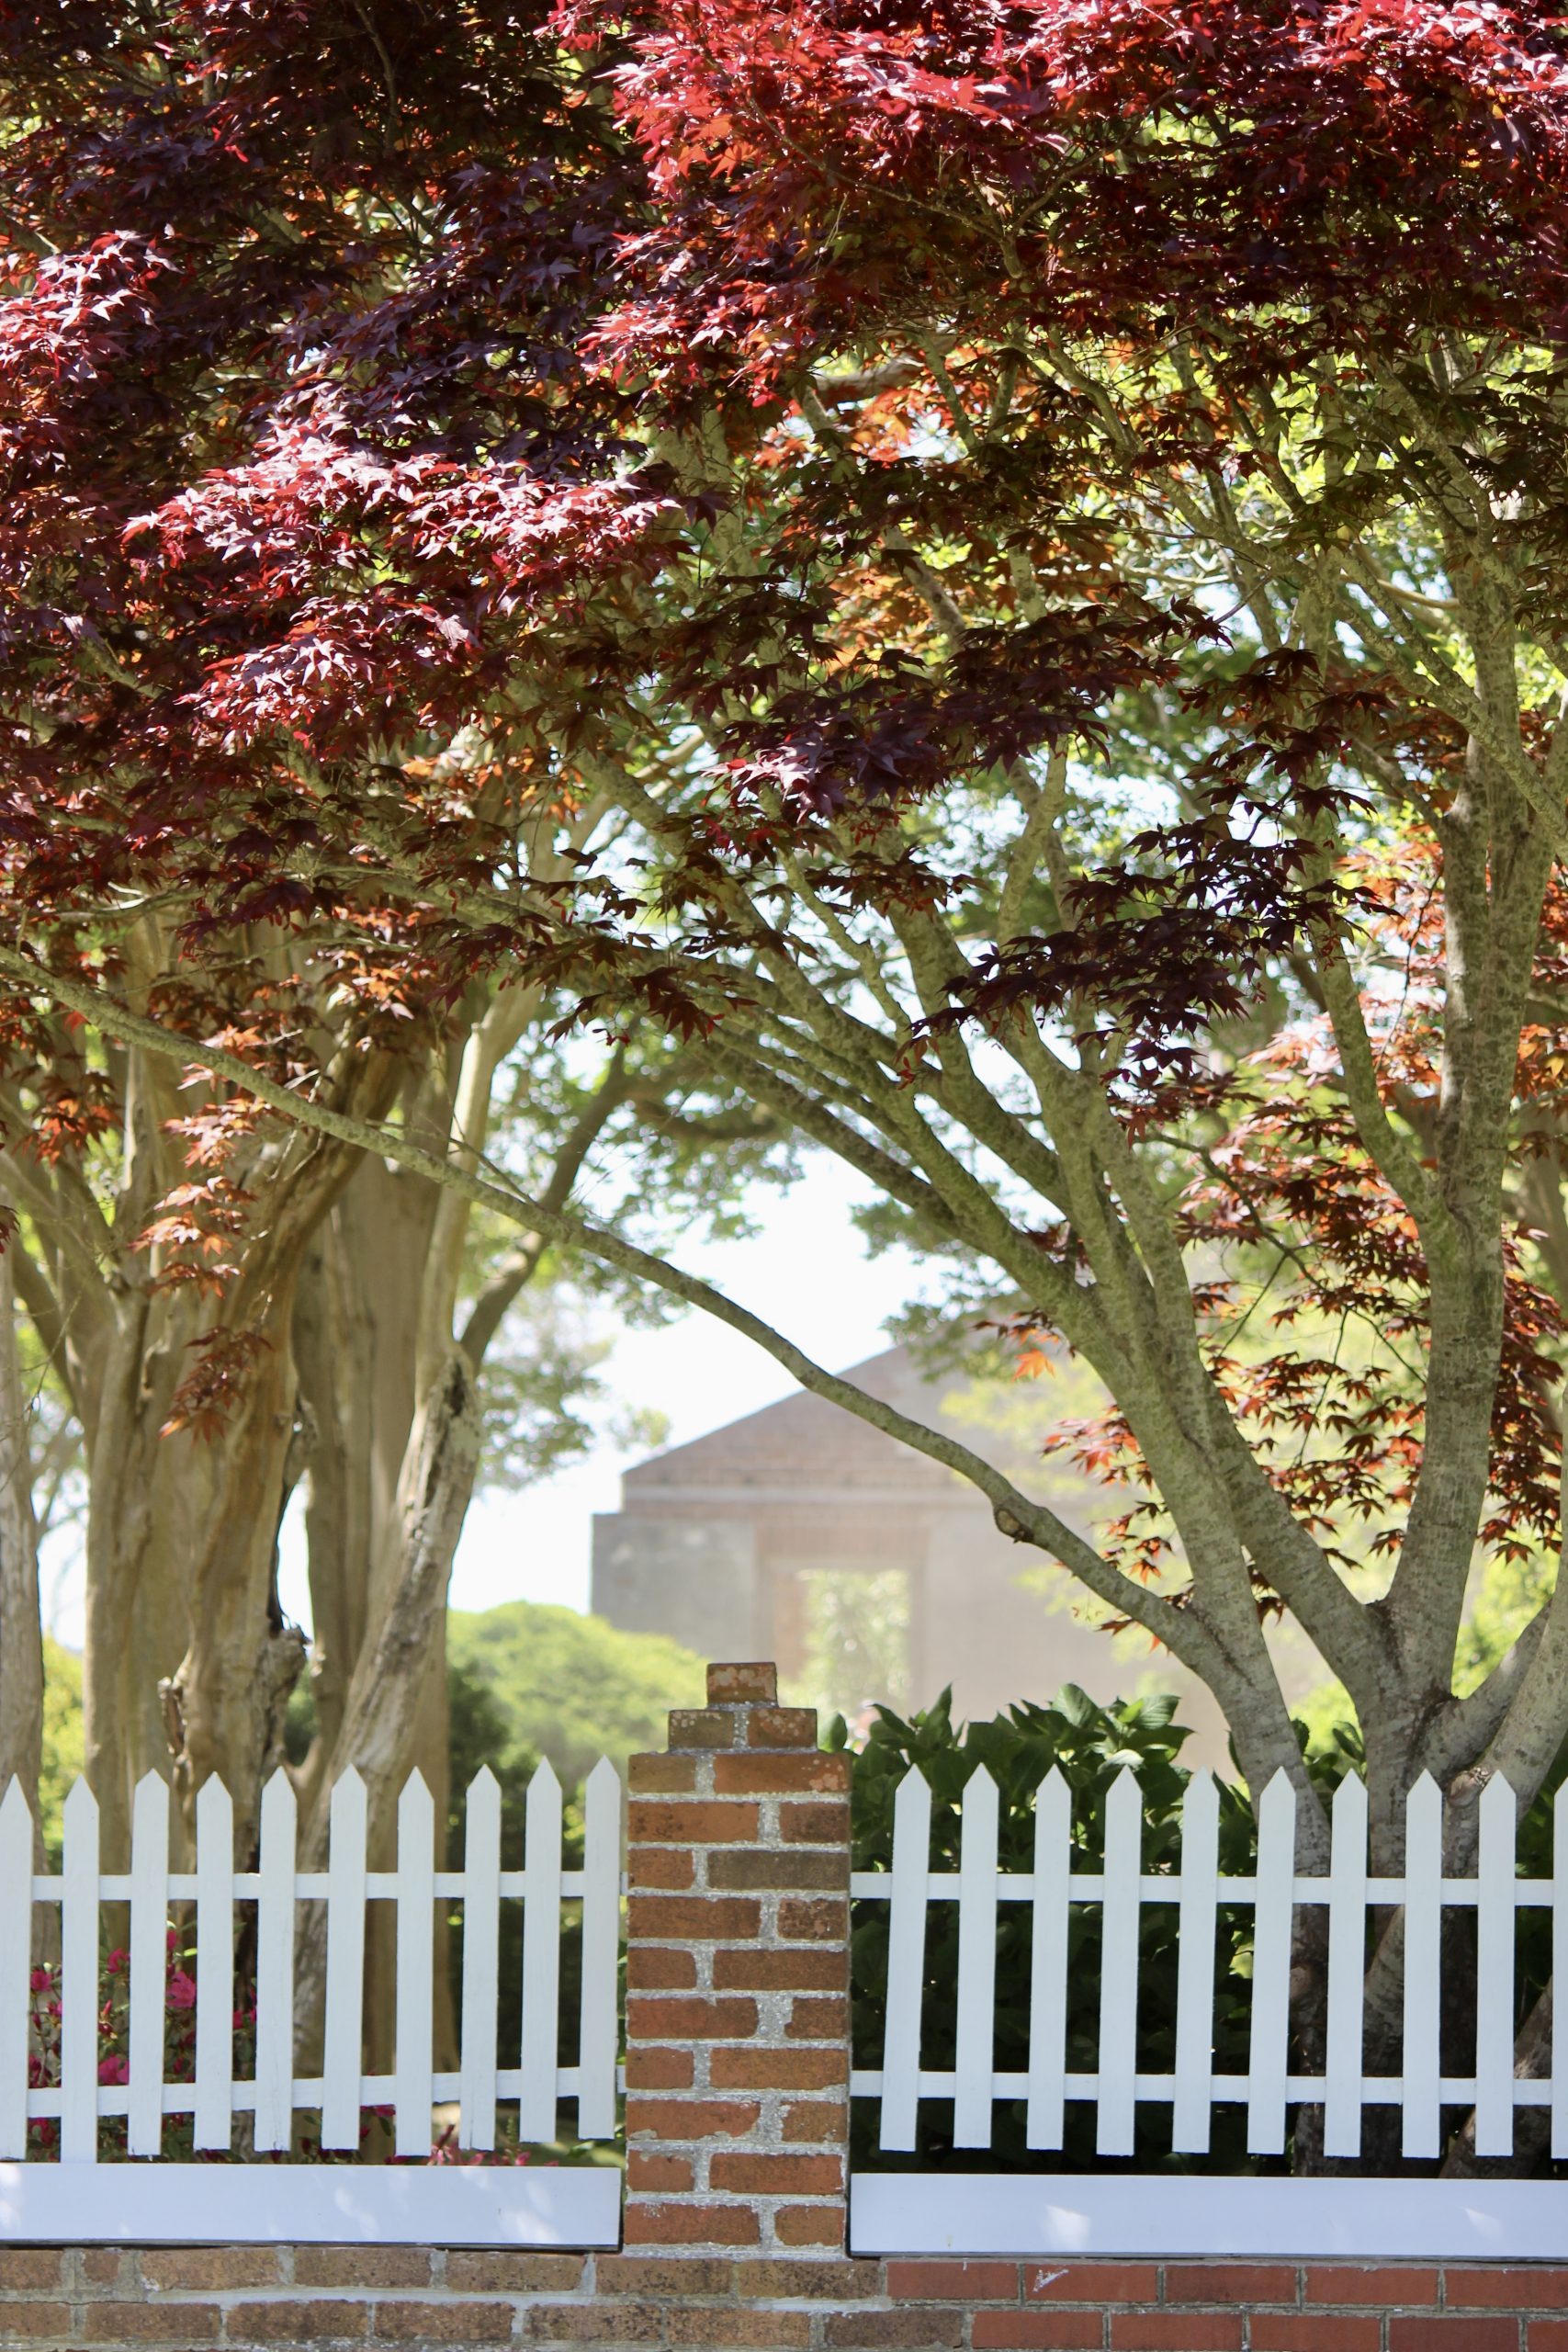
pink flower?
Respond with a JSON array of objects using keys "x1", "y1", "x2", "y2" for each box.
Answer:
[
  {"x1": 106, "y1": 1948, "x2": 127, "y2": 1976},
  {"x1": 28, "y1": 1966, "x2": 51, "y2": 1993},
  {"x1": 166, "y1": 1970, "x2": 197, "y2": 2011},
  {"x1": 97, "y1": 2054, "x2": 130, "y2": 2086}
]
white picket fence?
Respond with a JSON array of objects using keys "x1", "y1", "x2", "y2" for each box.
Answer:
[
  {"x1": 848, "y1": 1762, "x2": 1560, "y2": 2163},
  {"x1": 0, "y1": 1758, "x2": 623, "y2": 2164}
]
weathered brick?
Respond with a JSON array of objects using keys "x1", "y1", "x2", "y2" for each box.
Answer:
[
  {"x1": 778, "y1": 1804, "x2": 851, "y2": 1848},
  {"x1": 296, "y1": 2252, "x2": 434, "y2": 2291},
  {"x1": 626, "y1": 2097, "x2": 761, "y2": 2140},
  {"x1": 626, "y1": 1995, "x2": 760, "y2": 2041},
  {"x1": 1388, "y1": 2324, "x2": 1518, "y2": 2352},
  {"x1": 0, "y1": 2304, "x2": 72, "y2": 2342},
  {"x1": 707, "y1": 1665, "x2": 778, "y2": 1703},
  {"x1": 1029, "y1": 2267, "x2": 1158, "y2": 2306},
  {"x1": 371, "y1": 2303, "x2": 515, "y2": 2345},
  {"x1": 707, "y1": 1850, "x2": 849, "y2": 1893},
  {"x1": 773, "y1": 2208, "x2": 847, "y2": 2248},
  {"x1": 81, "y1": 2252, "x2": 130, "y2": 2288},
  {"x1": 629, "y1": 2150, "x2": 697, "y2": 2192},
  {"x1": 1166, "y1": 2266, "x2": 1296, "y2": 2306},
  {"x1": 785, "y1": 1996, "x2": 850, "y2": 2039},
  {"x1": 735, "y1": 2264, "x2": 881, "y2": 2301},
  {"x1": 970, "y1": 2320, "x2": 1103, "y2": 2351},
  {"x1": 666, "y1": 2312, "x2": 813, "y2": 2348},
  {"x1": 1528, "y1": 2326, "x2": 1568, "y2": 2348},
  {"x1": 623, "y1": 2202, "x2": 761, "y2": 2247},
  {"x1": 711, "y1": 2153, "x2": 844, "y2": 2195},
  {"x1": 527, "y1": 2301, "x2": 664, "y2": 2342},
  {"x1": 627, "y1": 1946, "x2": 700, "y2": 1990},
  {"x1": 226, "y1": 2301, "x2": 371, "y2": 2343},
  {"x1": 628, "y1": 1754, "x2": 700, "y2": 1793},
  {"x1": 0, "y1": 2254, "x2": 64, "y2": 2292},
  {"x1": 593, "y1": 2260, "x2": 743, "y2": 2297},
  {"x1": 627, "y1": 1897, "x2": 762, "y2": 1940},
  {"x1": 888, "y1": 2263, "x2": 1021, "y2": 2301},
  {"x1": 1307, "y1": 2269, "x2": 1439, "y2": 2308},
  {"x1": 141, "y1": 2248, "x2": 284, "y2": 2292},
  {"x1": 748, "y1": 1710, "x2": 818, "y2": 1750},
  {"x1": 1109, "y1": 2318, "x2": 1243, "y2": 2351},
  {"x1": 83, "y1": 2303, "x2": 222, "y2": 2344},
  {"x1": 628, "y1": 1804, "x2": 760, "y2": 1849},
  {"x1": 711, "y1": 2048, "x2": 846, "y2": 2091},
  {"x1": 670, "y1": 1712, "x2": 742, "y2": 1748},
  {"x1": 777, "y1": 1898, "x2": 849, "y2": 1943},
  {"x1": 627, "y1": 1848, "x2": 696, "y2": 1890},
  {"x1": 824, "y1": 2312, "x2": 964, "y2": 2347},
  {"x1": 713, "y1": 1949, "x2": 845, "y2": 1992},
  {"x1": 626, "y1": 2045, "x2": 695, "y2": 2090},
  {"x1": 781, "y1": 2099, "x2": 849, "y2": 2143},
  {"x1": 1249, "y1": 2322, "x2": 1381, "y2": 2352},
  {"x1": 715, "y1": 1755, "x2": 850, "y2": 1796},
  {"x1": 444, "y1": 2256, "x2": 586, "y2": 2295}
]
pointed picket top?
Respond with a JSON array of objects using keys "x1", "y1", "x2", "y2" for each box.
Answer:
[
  {"x1": 584, "y1": 1754, "x2": 621, "y2": 1809},
  {"x1": 467, "y1": 1762, "x2": 501, "y2": 1804},
  {"x1": 331, "y1": 1764, "x2": 367, "y2": 1815},
  {"x1": 1183, "y1": 1766, "x2": 1219, "y2": 1816},
  {"x1": 527, "y1": 1755, "x2": 562, "y2": 1798},
  {"x1": 1331, "y1": 1768, "x2": 1369, "y2": 1848},
  {"x1": 1480, "y1": 1770, "x2": 1519, "y2": 1826},
  {"x1": 0, "y1": 1774, "x2": 32, "y2": 1837},
  {"x1": 196, "y1": 1772, "x2": 231, "y2": 1834},
  {"x1": 1105, "y1": 1763, "x2": 1143, "y2": 1838},
  {"x1": 399, "y1": 1769, "x2": 434, "y2": 1832},
  {"x1": 62, "y1": 1773, "x2": 98, "y2": 1831}
]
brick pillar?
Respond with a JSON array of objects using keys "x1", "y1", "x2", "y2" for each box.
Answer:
[{"x1": 624, "y1": 1660, "x2": 852, "y2": 2258}]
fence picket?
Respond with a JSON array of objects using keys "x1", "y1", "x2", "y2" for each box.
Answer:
[
  {"x1": 194, "y1": 1775, "x2": 234, "y2": 2151},
  {"x1": 127, "y1": 1772, "x2": 171, "y2": 2157},
  {"x1": 518, "y1": 1758, "x2": 563, "y2": 2147},
  {"x1": 577, "y1": 1757, "x2": 622, "y2": 2141},
  {"x1": 60, "y1": 1777, "x2": 99, "y2": 2162},
  {"x1": 0, "y1": 1779, "x2": 33, "y2": 2157},
  {"x1": 1025, "y1": 1767, "x2": 1070, "y2": 2151},
  {"x1": 253, "y1": 1769, "x2": 297, "y2": 2154},
  {"x1": 1555, "y1": 1786, "x2": 1568, "y2": 2161},
  {"x1": 321, "y1": 1769, "x2": 368, "y2": 2151},
  {"x1": 457, "y1": 1767, "x2": 502, "y2": 2152},
  {"x1": 1172, "y1": 1770, "x2": 1219, "y2": 2154},
  {"x1": 1324, "y1": 1772, "x2": 1369, "y2": 2159},
  {"x1": 1401, "y1": 1772, "x2": 1442, "y2": 2160},
  {"x1": 1474, "y1": 1773, "x2": 1517, "y2": 2159},
  {"x1": 880, "y1": 1767, "x2": 932, "y2": 2153},
  {"x1": 953, "y1": 1764, "x2": 999, "y2": 2148},
  {"x1": 1247, "y1": 1770, "x2": 1295, "y2": 2156},
  {"x1": 1096, "y1": 1767, "x2": 1141, "y2": 2158},
  {"x1": 394, "y1": 1771, "x2": 435, "y2": 2158}
]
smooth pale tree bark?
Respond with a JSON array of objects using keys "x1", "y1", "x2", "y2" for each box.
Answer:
[{"x1": 0, "y1": 1246, "x2": 43, "y2": 1826}]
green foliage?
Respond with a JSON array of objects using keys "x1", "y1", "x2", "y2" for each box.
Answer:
[
  {"x1": 446, "y1": 1602, "x2": 705, "y2": 1792},
  {"x1": 833, "y1": 1684, "x2": 1267, "y2": 2175},
  {"x1": 39, "y1": 1636, "x2": 83, "y2": 1866}
]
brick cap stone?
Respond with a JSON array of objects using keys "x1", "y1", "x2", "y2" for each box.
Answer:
[{"x1": 708, "y1": 1663, "x2": 779, "y2": 1704}]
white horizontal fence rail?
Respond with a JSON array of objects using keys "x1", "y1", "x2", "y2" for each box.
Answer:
[
  {"x1": 0, "y1": 1756, "x2": 625, "y2": 2170},
  {"x1": 849, "y1": 1761, "x2": 1552, "y2": 2164}
]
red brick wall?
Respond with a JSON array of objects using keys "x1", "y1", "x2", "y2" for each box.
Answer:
[{"x1": 0, "y1": 2247, "x2": 1563, "y2": 2349}]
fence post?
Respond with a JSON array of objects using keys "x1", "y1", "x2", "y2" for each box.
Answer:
[{"x1": 624, "y1": 1659, "x2": 852, "y2": 2257}]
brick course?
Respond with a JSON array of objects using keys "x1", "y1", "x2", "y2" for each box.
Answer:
[{"x1": 0, "y1": 2251, "x2": 1562, "y2": 2350}]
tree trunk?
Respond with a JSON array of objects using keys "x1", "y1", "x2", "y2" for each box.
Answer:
[
  {"x1": 0, "y1": 1249, "x2": 43, "y2": 1823},
  {"x1": 293, "y1": 1347, "x2": 481, "y2": 2075}
]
